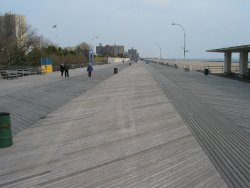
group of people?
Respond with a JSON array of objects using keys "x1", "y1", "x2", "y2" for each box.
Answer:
[
  {"x1": 60, "y1": 63, "x2": 93, "y2": 78},
  {"x1": 60, "y1": 63, "x2": 69, "y2": 77}
]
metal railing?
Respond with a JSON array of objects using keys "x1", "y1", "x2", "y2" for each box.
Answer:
[
  {"x1": 204, "y1": 66, "x2": 240, "y2": 74},
  {"x1": 152, "y1": 61, "x2": 250, "y2": 79},
  {"x1": 0, "y1": 67, "x2": 41, "y2": 80},
  {"x1": 0, "y1": 62, "x2": 109, "y2": 80},
  {"x1": 180, "y1": 65, "x2": 243, "y2": 75}
]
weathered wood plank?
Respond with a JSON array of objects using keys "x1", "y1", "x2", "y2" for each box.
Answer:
[
  {"x1": 149, "y1": 63, "x2": 250, "y2": 188},
  {"x1": 0, "y1": 64, "x2": 129, "y2": 134},
  {"x1": 0, "y1": 63, "x2": 226, "y2": 187}
]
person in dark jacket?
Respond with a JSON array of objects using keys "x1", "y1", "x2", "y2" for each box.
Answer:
[
  {"x1": 60, "y1": 63, "x2": 64, "y2": 76},
  {"x1": 64, "y1": 64, "x2": 69, "y2": 77},
  {"x1": 87, "y1": 63, "x2": 93, "y2": 77}
]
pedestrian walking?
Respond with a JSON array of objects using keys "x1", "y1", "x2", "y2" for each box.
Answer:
[
  {"x1": 87, "y1": 63, "x2": 93, "y2": 77},
  {"x1": 60, "y1": 63, "x2": 64, "y2": 76},
  {"x1": 64, "y1": 64, "x2": 69, "y2": 77}
]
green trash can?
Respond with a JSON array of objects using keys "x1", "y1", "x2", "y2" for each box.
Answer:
[
  {"x1": 0, "y1": 112, "x2": 13, "y2": 148},
  {"x1": 204, "y1": 69, "x2": 209, "y2": 75}
]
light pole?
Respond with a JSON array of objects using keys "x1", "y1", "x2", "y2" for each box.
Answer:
[
  {"x1": 89, "y1": 36, "x2": 99, "y2": 65},
  {"x1": 52, "y1": 24, "x2": 58, "y2": 47},
  {"x1": 172, "y1": 22, "x2": 187, "y2": 59},
  {"x1": 154, "y1": 42, "x2": 161, "y2": 60}
]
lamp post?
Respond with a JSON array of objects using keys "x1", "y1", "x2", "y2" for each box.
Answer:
[
  {"x1": 172, "y1": 22, "x2": 187, "y2": 59},
  {"x1": 154, "y1": 42, "x2": 161, "y2": 60},
  {"x1": 89, "y1": 36, "x2": 99, "y2": 65},
  {"x1": 52, "y1": 24, "x2": 58, "y2": 47}
]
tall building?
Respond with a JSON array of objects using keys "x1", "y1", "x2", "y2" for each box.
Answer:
[
  {"x1": 96, "y1": 44, "x2": 125, "y2": 57},
  {"x1": 128, "y1": 48, "x2": 139, "y2": 60},
  {"x1": 96, "y1": 44, "x2": 110, "y2": 56},
  {"x1": 0, "y1": 12, "x2": 26, "y2": 48},
  {"x1": 113, "y1": 45, "x2": 124, "y2": 57}
]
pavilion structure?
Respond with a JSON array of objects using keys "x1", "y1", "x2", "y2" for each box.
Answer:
[{"x1": 207, "y1": 45, "x2": 250, "y2": 77}]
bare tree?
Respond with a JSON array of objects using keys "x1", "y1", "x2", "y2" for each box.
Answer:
[
  {"x1": 77, "y1": 42, "x2": 89, "y2": 50},
  {"x1": 23, "y1": 24, "x2": 52, "y2": 52},
  {"x1": 75, "y1": 42, "x2": 89, "y2": 57}
]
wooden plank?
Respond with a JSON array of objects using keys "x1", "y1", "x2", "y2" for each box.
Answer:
[
  {"x1": 149, "y1": 63, "x2": 250, "y2": 188},
  {"x1": 0, "y1": 64, "x2": 129, "y2": 134},
  {"x1": 0, "y1": 63, "x2": 226, "y2": 187}
]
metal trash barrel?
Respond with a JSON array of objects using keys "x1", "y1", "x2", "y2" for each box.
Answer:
[
  {"x1": 114, "y1": 68, "x2": 118, "y2": 74},
  {"x1": 204, "y1": 69, "x2": 209, "y2": 75},
  {"x1": 0, "y1": 112, "x2": 13, "y2": 148}
]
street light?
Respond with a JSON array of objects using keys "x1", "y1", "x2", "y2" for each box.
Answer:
[
  {"x1": 154, "y1": 42, "x2": 162, "y2": 60},
  {"x1": 172, "y1": 22, "x2": 187, "y2": 59},
  {"x1": 89, "y1": 36, "x2": 99, "y2": 65},
  {"x1": 52, "y1": 24, "x2": 58, "y2": 47}
]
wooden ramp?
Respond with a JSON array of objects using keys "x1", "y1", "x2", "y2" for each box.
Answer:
[{"x1": 0, "y1": 63, "x2": 226, "y2": 187}]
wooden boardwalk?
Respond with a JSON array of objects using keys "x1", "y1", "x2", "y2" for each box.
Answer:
[
  {"x1": 148, "y1": 63, "x2": 250, "y2": 188},
  {"x1": 0, "y1": 63, "x2": 226, "y2": 187},
  {"x1": 0, "y1": 64, "x2": 128, "y2": 134}
]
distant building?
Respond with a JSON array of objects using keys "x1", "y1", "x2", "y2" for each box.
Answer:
[
  {"x1": 96, "y1": 44, "x2": 112, "y2": 56},
  {"x1": 113, "y1": 45, "x2": 125, "y2": 57},
  {"x1": 96, "y1": 44, "x2": 125, "y2": 57},
  {"x1": 128, "y1": 48, "x2": 139, "y2": 60},
  {"x1": 0, "y1": 12, "x2": 26, "y2": 48}
]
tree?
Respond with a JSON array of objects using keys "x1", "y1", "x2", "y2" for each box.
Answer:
[
  {"x1": 0, "y1": 24, "x2": 53, "y2": 66},
  {"x1": 77, "y1": 42, "x2": 89, "y2": 50},
  {"x1": 118, "y1": 53, "x2": 125, "y2": 58},
  {"x1": 0, "y1": 37, "x2": 21, "y2": 66},
  {"x1": 75, "y1": 42, "x2": 89, "y2": 57},
  {"x1": 0, "y1": 38, "x2": 11, "y2": 65},
  {"x1": 1, "y1": 22, "x2": 92, "y2": 66},
  {"x1": 24, "y1": 25, "x2": 52, "y2": 52}
]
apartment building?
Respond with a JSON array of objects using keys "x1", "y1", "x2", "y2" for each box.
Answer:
[
  {"x1": 128, "y1": 47, "x2": 139, "y2": 60},
  {"x1": 0, "y1": 12, "x2": 26, "y2": 48},
  {"x1": 113, "y1": 45, "x2": 125, "y2": 57},
  {"x1": 96, "y1": 44, "x2": 125, "y2": 57}
]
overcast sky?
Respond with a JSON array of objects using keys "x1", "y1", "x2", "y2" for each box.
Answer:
[{"x1": 1, "y1": 0, "x2": 250, "y2": 59}]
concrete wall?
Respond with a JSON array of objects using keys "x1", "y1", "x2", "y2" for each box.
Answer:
[{"x1": 108, "y1": 57, "x2": 130, "y2": 64}]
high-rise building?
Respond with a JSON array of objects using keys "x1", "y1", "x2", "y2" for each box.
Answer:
[
  {"x1": 0, "y1": 12, "x2": 26, "y2": 48},
  {"x1": 96, "y1": 44, "x2": 125, "y2": 57},
  {"x1": 113, "y1": 45, "x2": 124, "y2": 57},
  {"x1": 128, "y1": 48, "x2": 139, "y2": 60}
]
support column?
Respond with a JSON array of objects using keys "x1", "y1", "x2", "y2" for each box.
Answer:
[
  {"x1": 224, "y1": 52, "x2": 232, "y2": 75},
  {"x1": 239, "y1": 52, "x2": 248, "y2": 77}
]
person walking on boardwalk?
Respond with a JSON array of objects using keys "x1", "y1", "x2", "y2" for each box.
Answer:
[
  {"x1": 60, "y1": 63, "x2": 64, "y2": 76},
  {"x1": 87, "y1": 63, "x2": 93, "y2": 77},
  {"x1": 64, "y1": 64, "x2": 69, "y2": 77}
]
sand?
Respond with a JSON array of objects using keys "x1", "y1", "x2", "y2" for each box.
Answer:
[{"x1": 154, "y1": 60, "x2": 245, "y2": 73}]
